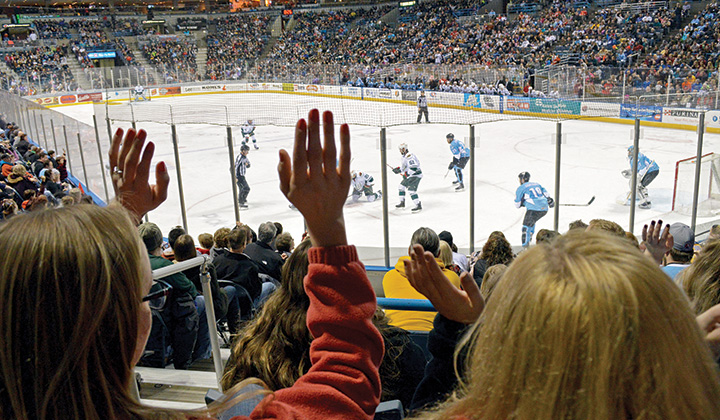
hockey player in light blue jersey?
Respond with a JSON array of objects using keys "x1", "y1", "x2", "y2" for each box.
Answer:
[
  {"x1": 623, "y1": 145, "x2": 659, "y2": 209},
  {"x1": 446, "y1": 133, "x2": 470, "y2": 191},
  {"x1": 515, "y1": 171, "x2": 554, "y2": 247}
]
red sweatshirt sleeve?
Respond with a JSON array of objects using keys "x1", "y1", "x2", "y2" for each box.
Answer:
[{"x1": 238, "y1": 245, "x2": 384, "y2": 420}]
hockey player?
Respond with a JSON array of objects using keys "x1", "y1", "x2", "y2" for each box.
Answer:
[
  {"x1": 623, "y1": 145, "x2": 659, "y2": 209},
  {"x1": 241, "y1": 119, "x2": 258, "y2": 149},
  {"x1": 515, "y1": 171, "x2": 553, "y2": 248},
  {"x1": 234, "y1": 144, "x2": 251, "y2": 209},
  {"x1": 417, "y1": 91, "x2": 429, "y2": 123},
  {"x1": 446, "y1": 133, "x2": 470, "y2": 191},
  {"x1": 350, "y1": 170, "x2": 382, "y2": 202},
  {"x1": 392, "y1": 143, "x2": 423, "y2": 212},
  {"x1": 133, "y1": 85, "x2": 148, "y2": 101}
]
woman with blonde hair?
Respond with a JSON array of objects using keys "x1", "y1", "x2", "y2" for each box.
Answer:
[
  {"x1": 0, "y1": 110, "x2": 384, "y2": 419},
  {"x1": 681, "y1": 240, "x2": 720, "y2": 315},
  {"x1": 404, "y1": 229, "x2": 720, "y2": 419}
]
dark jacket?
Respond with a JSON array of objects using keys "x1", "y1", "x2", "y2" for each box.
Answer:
[
  {"x1": 45, "y1": 180, "x2": 66, "y2": 198},
  {"x1": 213, "y1": 249, "x2": 262, "y2": 300},
  {"x1": 6, "y1": 174, "x2": 38, "y2": 201},
  {"x1": 244, "y1": 241, "x2": 284, "y2": 281},
  {"x1": 182, "y1": 263, "x2": 229, "y2": 321},
  {"x1": 15, "y1": 139, "x2": 30, "y2": 157},
  {"x1": 409, "y1": 314, "x2": 469, "y2": 413}
]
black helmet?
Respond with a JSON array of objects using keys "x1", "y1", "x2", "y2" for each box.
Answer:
[
  {"x1": 518, "y1": 171, "x2": 530, "y2": 182},
  {"x1": 240, "y1": 144, "x2": 250, "y2": 152},
  {"x1": 446, "y1": 133, "x2": 454, "y2": 139}
]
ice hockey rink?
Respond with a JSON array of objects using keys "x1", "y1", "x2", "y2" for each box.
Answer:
[{"x1": 56, "y1": 94, "x2": 720, "y2": 264}]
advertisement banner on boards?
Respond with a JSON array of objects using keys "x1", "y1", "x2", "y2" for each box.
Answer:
[
  {"x1": 364, "y1": 88, "x2": 380, "y2": 98},
  {"x1": 463, "y1": 93, "x2": 483, "y2": 109},
  {"x1": 378, "y1": 88, "x2": 392, "y2": 99},
  {"x1": 282, "y1": 83, "x2": 294, "y2": 92},
  {"x1": 156, "y1": 86, "x2": 181, "y2": 96},
  {"x1": 707, "y1": 111, "x2": 720, "y2": 128},
  {"x1": 293, "y1": 84, "x2": 306, "y2": 92},
  {"x1": 662, "y1": 108, "x2": 701, "y2": 125},
  {"x1": 481, "y1": 95, "x2": 500, "y2": 111},
  {"x1": 60, "y1": 95, "x2": 77, "y2": 104},
  {"x1": 505, "y1": 97, "x2": 531, "y2": 112},
  {"x1": 530, "y1": 98, "x2": 581, "y2": 115},
  {"x1": 339, "y1": 86, "x2": 362, "y2": 97},
  {"x1": 35, "y1": 96, "x2": 59, "y2": 105},
  {"x1": 580, "y1": 101, "x2": 622, "y2": 117},
  {"x1": 77, "y1": 92, "x2": 103, "y2": 103},
  {"x1": 402, "y1": 90, "x2": 417, "y2": 101},
  {"x1": 620, "y1": 104, "x2": 663, "y2": 122},
  {"x1": 182, "y1": 84, "x2": 227, "y2": 93}
]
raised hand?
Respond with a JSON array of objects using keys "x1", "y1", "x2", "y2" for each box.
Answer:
[
  {"x1": 697, "y1": 303, "x2": 720, "y2": 358},
  {"x1": 278, "y1": 109, "x2": 351, "y2": 247},
  {"x1": 404, "y1": 244, "x2": 484, "y2": 324},
  {"x1": 108, "y1": 128, "x2": 169, "y2": 223},
  {"x1": 640, "y1": 219, "x2": 673, "y2": 264}
]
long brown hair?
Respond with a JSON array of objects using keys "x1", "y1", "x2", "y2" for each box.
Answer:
[
  {"x1": 222, "y1": 239, "x2": 313, "y2": 391},
  {"x1": 413, "y1": 230, "x2": 720, "y2": 420},
  {"x1": 0, "y1": 205, "x2": 188, "y2": 419},
  {"x1": 479, "y1": 231, "x2": 513, "y2": 266}
]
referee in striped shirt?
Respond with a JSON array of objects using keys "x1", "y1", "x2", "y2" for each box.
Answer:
[{"x1": 235, "y1": 144, "x2": 251, "y2": 209}]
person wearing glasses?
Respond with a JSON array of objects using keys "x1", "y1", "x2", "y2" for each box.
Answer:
[{"x1": 0, "y1": 112, "x2": 383, "y2": 419}]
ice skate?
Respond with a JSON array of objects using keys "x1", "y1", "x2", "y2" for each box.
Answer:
[
  {"x1": 455, "y1": 183, "x2": 464, "y2": 191},
  {"x1": 411, "y1": 203, "x2": 422, "y2": 212},
  {"x1": 639, "y1": 201, "x2": 652, "y2": 209},
  {"x1": 240, "y1": 203, "x2": 249, "y2": 210},
  {"x1": 395, "y1": 201, "x2": 405, "y2": 208},
  {"x1": 254, "y1": 145, "x2": 259, "y2": 150},
  {"x1": 452, "y1": 180, "x2": 460, "y2": 185}
]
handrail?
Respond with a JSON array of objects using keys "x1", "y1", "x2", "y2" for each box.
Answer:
[{"x1": 377, "y1": 297, "x2": 435, "y2": 312}]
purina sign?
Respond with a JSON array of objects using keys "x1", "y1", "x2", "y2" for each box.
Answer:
[{"x1": 663, "y1": 108, "x2": 700, "y2": 125}]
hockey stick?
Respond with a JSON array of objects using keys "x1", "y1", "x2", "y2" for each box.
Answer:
[
  {"x1": 444, "y1": 169, "x2": 451, "y2": 179},
  {"x1": 559, "y1": 196, "x2": 596, "y2": 207}
]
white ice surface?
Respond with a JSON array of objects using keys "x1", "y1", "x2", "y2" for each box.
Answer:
[{"x1": 57, "y1": 97, "x2": 720, "y2": 265}]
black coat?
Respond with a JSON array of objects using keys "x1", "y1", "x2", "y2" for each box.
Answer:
[
  {"x1": 182, "y1": 263, "x2": 229, "y2": 321},
  {"x1": 244, "y1": 241, "x2": 284, "y2": 281},
  {"x1": 213, "y1": 249, "x2": 262, "y2": 300}
]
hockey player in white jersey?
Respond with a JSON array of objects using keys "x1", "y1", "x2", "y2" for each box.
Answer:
[
  {"x1": 350, "y1": 170, "x2": 382, "y2": 202},
  {"x1": 392, "y1": 143, "x2": 423, "y2": 212},
  {"x1": 133, "y1": 85, "x2": 149, "y2": 101},
  {"x1": 241, "y1": 119, "x2": 258, "y2": 149}
]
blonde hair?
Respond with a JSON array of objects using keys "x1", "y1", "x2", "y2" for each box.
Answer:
[
  {"x1": 412, "y1": 231, "x2": 720, "y2": 420},
  {"x1": 682, "y1": 240, "x2": 720, "y2": 314},
  {"x1": 0, "y1": 205, "x2": 265, "y2": 419},
  {"x1": 479, "y1": 264, "x2": 507, "y2": 302},
  {"x1": 438, "y1": 240, "x2": 453, "y2": 268}
]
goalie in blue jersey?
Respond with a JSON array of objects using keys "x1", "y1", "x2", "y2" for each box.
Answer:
[
  {"x1": 623, "y1": 145, "x2": 659, "y2": 209},
  {"x1": 515, "y1": 171, "x2": 554, "y2": 248}
]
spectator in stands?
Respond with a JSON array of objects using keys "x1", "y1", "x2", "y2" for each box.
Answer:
[
  {"x1": 244, "y1": 221, "x2": 285, "y2": 281},
  {"x1": 55, "y1": 155, "x2": 68, "y2": 181},
  {"x1": 60, "y1": 195, "x2": 74, "y2": 207},
  {"x1": 438, "y1": 240, "x2": 459, "y2": 275},
  {"x1": 586, "y1": 218, "x2": 626, "y2": 238},
  {"x1": 681, "y1": 240, "x2": 720, "y2": 314},
  {"x1": 222, "y1": 239, "x2": 425, "y2": 412},
  {"x1": 659, "y1": 222, "x2": 695, "y2": 281},
  {"x1": 210, "y1": 226, "x2": 231, "y2": 260},
  {"x1": 1, "y1": 198, "x2": 18, "y2": 219},
  {"x1": 0, "y1": 115, "x2": 383, "y2": 419},
  {"x1": 479, "y1": 263, "x2": 507, "y2": 302},
  {"x1": 471, "y1": 231, "x2": 514, "y2": 287},
  {"x1": 404, "y1": 229, "x2": 720, "y2": 417},
  {"x1": 163, "y1": 225, "x2": 187, "y2": 261},
  {"x1": 214, "y1": 226, "x2": 273, "y2": 308},
  {"x1": 174, "y1": 234, "x2": 247, "y2": 356},
  {"x1": 14, "y1": 133, "x2": 30, "y2": 157},
  {"x1": 383, "y1": 227, "x2": 461, "y2": 332},
  {"x1": 197, "y1": 232, "x2": 214, "y2": 255},
  {"x1": 438, "y1": 230, "x2": 469, "y2": 273},
  {"x1": 568, "y1": 219, "x2": 588, "y2": 230},
  {"x1": 535, "y1": 229, "x2": 560, "y2": 244},
  {"x1": 6, "y1": 164, "x2": 38, "y2": 199},
  {"x1": 275, "y1": 231, "x2": 295, "y2": 260},
  {"x1": 138, "y1": 221, "x2": 201, "y2": 369},
  {"x1": 0, "y1": 153, "x2": 15, "y2": 178}
]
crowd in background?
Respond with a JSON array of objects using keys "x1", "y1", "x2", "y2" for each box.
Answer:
[{"x1": 0, "y1": 1, "x2": 719, "y2": 103}]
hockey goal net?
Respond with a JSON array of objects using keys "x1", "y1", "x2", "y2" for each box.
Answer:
[{"x1": 672, "y1": 152, "x2": 720, "y2": 216}]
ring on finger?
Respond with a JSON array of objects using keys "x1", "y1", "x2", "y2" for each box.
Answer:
[{"x1": 112, "y1": 166, "x2": 123, "y2": 175}]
